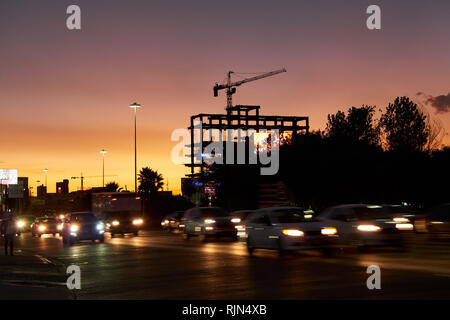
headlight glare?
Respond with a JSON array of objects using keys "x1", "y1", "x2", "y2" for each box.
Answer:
[
  {"x1": 321, "y1": 227, "x2": 338, "y2": 235},
  {"x1": 282, "y1": 229, "x2": 304, "y2": 237},
  {"x1": 357, "y1": 225, "x2": 381, "y2": 232}
]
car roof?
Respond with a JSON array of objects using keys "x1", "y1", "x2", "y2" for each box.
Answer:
[
  {"x1": 258, "y1": 206, "x2": 304, "y2": 211},
  {"x1": 326, "y1": 204, "x2": 373, "y2": 209}
]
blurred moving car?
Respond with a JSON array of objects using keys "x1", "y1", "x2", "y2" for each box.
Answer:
[
  {"x1": 245, "y1": 207, "x2": 337, "y2": 255},
  {"x1": 103, "y1": 211, "x2": 144, "y2": 237},
  {"x1": 421, "y1": 204, "x2": 450, "y2": 238},
  {"x1": 62, "y1": 212, "x2": 105, "y2": 245},
  {"x1": 316, "y1": 204, "x2": 405, "y2": 249},
  {"x1": 161, "y1": 211, "x2": 184, "y2": 231},
  {"x1": 181, "y1": 207, "x2": 238, "y2": 241},
  {"x1": 31, "y1": 217, "x2": 60, "y2": 237},
  {"x1": 229, "y1": 210, "x2": 254, "y2": 239},
  {"x1": 16, "y1": 215, "x2": 35, "y2": 234},
  {"x1": 383, "y1": 204, "x2": 418, "y2": 232}
]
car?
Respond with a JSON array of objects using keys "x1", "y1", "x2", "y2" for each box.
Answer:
[
  {"x1": 62, "y1": 212, "x2": 105, "y2": 245},
  {"x1": 245, "y1": 206, "x2": 338, "y2": 256},
  {"x1": 161, "y1": 211, "x2": 185, "y2": 231},
  {"x1": 421, "y1": 204, "x2": 450, "y2": 239},
  {"x1": 103, "y1": 211, "x2": 144, "y2": 237},
  {"x1": 316, "y1": 204, "x2": 405, "y2": 249},
  {"x1": 181, "y1": 207, "x2": 239, "y2": 241},
  {"x1": 229, "y1": 210, "x2": 255, "y2": 239},
  {"x1": 31, "y1": 217, "x2": 60, "y2": 237},
  {"x1": 382, "y1": 204, "x2": 418, "y2": 232},
  {"x1": 15, "y1": 215, "x2": 35, "y2": 234}
]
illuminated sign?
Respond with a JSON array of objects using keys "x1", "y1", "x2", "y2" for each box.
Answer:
[{"x1": 0, "y1": 169, "x2": 18, "y2": 185}]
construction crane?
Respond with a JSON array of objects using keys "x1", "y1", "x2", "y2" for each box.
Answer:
[
  {"x1": 213, "y1": 68, "x2": 287, "y2": 109},
  {"x1": 71, "y1": 173, "x2": 117, "y2": 191}
]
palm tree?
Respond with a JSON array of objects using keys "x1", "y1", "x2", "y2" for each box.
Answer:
[
  {"x1": 138, "y1": 167, "x2": 164, "y2": 198},
  {"x1": 105, "y1": 181, "x2": 120, "y2": 192}
]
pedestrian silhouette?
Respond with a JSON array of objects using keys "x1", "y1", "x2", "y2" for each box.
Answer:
[{"x1": 2, "y1": 211, "x2": 16, "y2": 256}]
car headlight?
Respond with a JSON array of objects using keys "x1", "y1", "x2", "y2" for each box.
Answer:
[
  {"x1": 393, "y1": 217, "x2": 410, "y2": 223},
  {"x1": 282, "y1": 229, "x2": 304, "y2": 237},
  {"x1": 133, "y1": 219, "x2": 143, "y2": 225},
  {"x1": 204, "y1": 219, "x2": 216, "y2": 224},
  {"x1": 357, "y1": 225, "x2": 381, "y2": 232},
  {"x1": 96, "y1": 223, "x2": 105, "y2": 230},
  {"x1": 38, "y1": 225, "x2": 46, "y2": 232},
  {"x1": 395, "y1": 223, "x2": 414, "y2": 230},
  {"x1": 17, "y1": 220, "x2": 25, "y2": 228},
  {"x1": 231, "y1": 218, "x2": 241, "y2": 223},
  {"x1": 70, "y1": 225, "x2": 79, "y2": 232},
  {"x1": 57, "y1": 223, "x2": 63, "y2": 230},
  {"x1": 112, "y1": 220, "x2": 120, "y2": 226},
  {"x1": 321, "y1": 227, "x2": 338, "y2": 235}
]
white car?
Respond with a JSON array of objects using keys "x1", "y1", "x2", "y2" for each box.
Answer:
[
  {"x1": 244, "y1": 207, "x2": 338, "y2": 256},
  {"x1": 315, "y1": 204, "x2": 406, "y2": 249}
]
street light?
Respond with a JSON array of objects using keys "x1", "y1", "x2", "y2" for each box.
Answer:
[
  {"x1": 43, "y1": 168, "x2": 48, "y2": 188},
  {"x1": 129, "y1": 102, "x2": 141, "y2": 192},
  {"x1": 100, "y1": 149, "x2": 107, "y2": 188}
]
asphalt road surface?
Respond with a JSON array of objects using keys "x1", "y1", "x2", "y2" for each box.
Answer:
[{"x1": 10, "y1": 230, "x2": 450, "y2": 299}]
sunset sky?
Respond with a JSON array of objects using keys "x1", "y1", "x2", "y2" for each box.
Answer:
[{"x1": 1, "y1": 0, "x2": 449, "y2": 194}]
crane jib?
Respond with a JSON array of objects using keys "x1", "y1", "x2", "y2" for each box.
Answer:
[{"x1": 213, "y1": 68, "x2": 287, "y2": 108}]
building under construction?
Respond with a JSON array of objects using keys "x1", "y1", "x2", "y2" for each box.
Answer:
[
  {"x1": 186, "y1": 68, "x2": 309, "y2": 178},
  {"x1": 186, "y1": 104, "x2": 310, "y2": 177}
]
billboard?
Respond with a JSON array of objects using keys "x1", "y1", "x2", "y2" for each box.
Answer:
[
  {"x1": 8, "y1": 180, "x2": 24, "y2": 198},
  {"x1": 0, "y1": 169, "x2": 18, "y2": 185}
]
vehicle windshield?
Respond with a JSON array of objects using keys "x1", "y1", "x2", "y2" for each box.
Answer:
[
  {"x1": 353, "y1": 206, "x2": 394, "y2": 220},
  {"x1": 71, "y1": 213, "x2": 97, "y2": 222},
  {"x1": 19, "y1": 216, "x2": 35, "y2": 221},
  {"x1": 104, "y1": 212, "x2": 138, "y2": 219},
  {"x1": 273, "y1": 209, "x2": 312, "y2": 223},
  {"x1": 37, "y1": 218, "x2": 56, "y2": 223},
  {"x1": 201, "y1": 208, "x2": 227, "y2": 217}
]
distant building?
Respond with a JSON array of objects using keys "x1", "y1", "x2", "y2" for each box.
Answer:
[
  {"x1": 7, "y1": 177, "x2": 30, "y2": 214},
  {"x1": 37, "y1": 184, "x2": 47, "y2": 198},
  {"x1": 56, "y1": 179, "x2": 69, "y2": 194}
]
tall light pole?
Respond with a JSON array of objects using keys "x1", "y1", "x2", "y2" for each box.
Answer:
[
  {"x1": 100, "y1": 149, "x2": 107, "y2": 188},
  {"x1": 129, "y1": 102, "x2": 141, "y2": 192},
  {"x1": 43, "y1": 168, "x2": 48, "y2": 189}
]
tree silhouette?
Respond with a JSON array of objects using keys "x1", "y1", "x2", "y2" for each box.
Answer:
[
  {"x1": 105, "y1": 181, "x2": 120, "y2": 192},
  {"x1": 138, "y1": 167, "x2": 164, "y2": 197},
  {"x1": 326, "y1": 105, "x2": 380, "y2": 147},
  {"x1": 379, "y1": 97, "x2": 429, "y2": 152}
]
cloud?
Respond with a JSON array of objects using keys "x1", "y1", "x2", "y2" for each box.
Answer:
[{"x1": 417, "y1": 92, "x2": 450, "y2": 114}]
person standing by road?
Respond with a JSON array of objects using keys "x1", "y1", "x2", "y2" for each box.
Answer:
[{"x1": 2, "y1": 211, "x2": 16, "y2": 256}]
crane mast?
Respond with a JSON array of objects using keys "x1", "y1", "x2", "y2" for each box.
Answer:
[{"x1": 214, "y1": 68, "x2": 287, "y2": 109}]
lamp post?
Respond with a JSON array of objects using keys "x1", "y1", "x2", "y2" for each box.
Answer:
[
  {"x1": 100, "y1": 149, "x2": 107, "y2": 188},
  {"x1": 129, "y1": 102, "x2": 141, "y2": 192}
]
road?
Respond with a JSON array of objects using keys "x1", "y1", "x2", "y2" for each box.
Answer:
[{"x1": 9, "y1": 230, "x2": 450, "y2": 299}]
